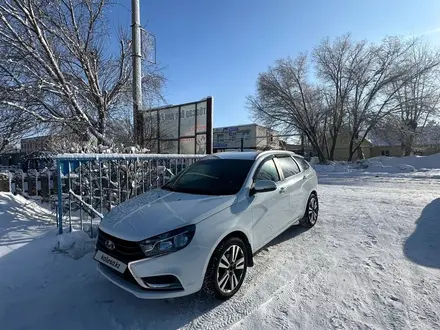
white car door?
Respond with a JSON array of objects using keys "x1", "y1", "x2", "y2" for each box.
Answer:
[
  {"x1": 274, "y1": 156, "x2": 305, "y2": 224},
  {"x1": 249, "y1": 157, "x2": 290, "y2": 250}
]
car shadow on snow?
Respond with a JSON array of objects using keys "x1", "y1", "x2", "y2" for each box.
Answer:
[
  {"x1": 404, "y1": 198, "x2": 440, "y2": 269},
  {"x1": 264, "y1": 223, "x2": 309, "y2": 249}
]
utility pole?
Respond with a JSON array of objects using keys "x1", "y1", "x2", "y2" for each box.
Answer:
[{"x1": 132, "y1": 0, "x2": 143, "y2": 147}]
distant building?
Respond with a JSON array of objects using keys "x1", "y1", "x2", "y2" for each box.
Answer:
[
  {"x1": 326, "y1": 134, "x2": 374, "y2": 160},
  {"x1": 21, "y1": 135, "x2": 53, "y2": 155},
  {"x1": 283, "y1": 142, "x2": 313, "y2": 158},
  {"x1": 327, "y1": 130, "x2": 440, "y2": 161},
  {"x1": 213, "y1": 124, "x2": 280, "y2": 153}
]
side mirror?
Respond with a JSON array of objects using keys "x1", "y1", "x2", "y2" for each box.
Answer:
[{"x1": 251, "y1": 180, "x2": 277, "y2": 195}]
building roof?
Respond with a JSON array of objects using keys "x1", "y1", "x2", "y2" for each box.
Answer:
[
  {"x1": 367, "y1": 123, "x2": 440, "y2": 147},
  {"x1": 213, "y1": 123, "x2": 278, "y2": 132},
  {"x1": 213, "y1": 123, "x2": 257, "y2": 130}
]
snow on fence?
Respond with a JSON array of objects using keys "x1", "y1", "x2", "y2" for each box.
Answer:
[
  {"x1": 55, "y1": 153, "x2": 204, "y2": 237},
  {"x1": 6, "y1": 169, "x2": 56, "y2": 201}
]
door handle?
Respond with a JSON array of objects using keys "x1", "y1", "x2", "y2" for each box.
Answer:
[
  {"x1": 279, "y1": 186, "x2": 286, "y2": 193},
  {"x1": 303, "y1": 175, "x2": 309, "y2": 180}
]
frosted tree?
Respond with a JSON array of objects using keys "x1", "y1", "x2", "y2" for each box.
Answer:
[{"x1": 0, "y1": 0, "x2": 164, "y2": 146}]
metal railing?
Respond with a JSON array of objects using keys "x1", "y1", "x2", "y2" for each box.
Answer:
[{"x1": 55, "y1": 153, "x2": 204, "y2": 237}]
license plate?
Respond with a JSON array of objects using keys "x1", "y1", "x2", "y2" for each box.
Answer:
[{"x1": 94, "y1": 250, "x2": 127, "y2": 274}]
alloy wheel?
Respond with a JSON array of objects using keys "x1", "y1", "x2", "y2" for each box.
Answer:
[
  {"x1": 216, "y1": 245, "x2": 245, "y2": 293},
  {"x1": 308, "y1": 197, "x2": 318, "y2": 225}
]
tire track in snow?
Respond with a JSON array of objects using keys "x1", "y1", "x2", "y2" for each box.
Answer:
[
  {"x1": 180, "y1": 226, "x2": 319, "y2": 330},
  {"x1": 225, "y1": 183, "x2": 439, "y2": 330},
  {"x1": 229, "y1": 257, "x2": 324, "y2": 330},
  {"x1": 350, "y1": 197, "x2": 436, "y2": 330}
]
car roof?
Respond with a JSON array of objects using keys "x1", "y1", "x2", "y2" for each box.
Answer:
[{"x1": 212, "y1": 150, "x2": 298, "y2": 161}]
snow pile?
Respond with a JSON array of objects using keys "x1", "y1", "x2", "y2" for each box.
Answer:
[
  {"x1": 314, "y1": 153, "x2": 440, "y2": 177},
  {"x1": 313, "y1": 162, "x2": 351, "y2": 173},
  {"x1": 395, "y1": 164, "x2": 417, "y2": 172},
  {"x1": 367, "y1": 153, "x2": 440, "y2": 170},
  {"x1": 0, "y1": 192, "x2": 53, "y2": 223},
  {"x1": 309, "y1": 156, "x2": 320, "y2": 165},
  {"x1": 54, "y1": 230, "x2": 96, "y2": 260},
  {"x1": 356, "y1": 159, "x2": 416, "y2": 173},
  {"x1": 357, "y1": 153, "x2": 440, "y2": 174},
  {"x1": 0, "y1": 192, "x2": 55, "y2": 259}
]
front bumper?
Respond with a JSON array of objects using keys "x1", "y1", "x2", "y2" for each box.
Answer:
[
  {"x1": 97, "y1": 264, "x2": 199, "y2": 299},
  {"x1": 96, "y1": 230, "x2": 211, "y2": 299}
]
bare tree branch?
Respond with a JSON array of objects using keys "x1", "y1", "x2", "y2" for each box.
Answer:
[
  {"x1": 0, "y1": 0, "x2": 165, "y2": 147},
  {"x1": 248, "y1": 34, "x2": 440, "y2": 162},
  {"x1": 247, "y1": 55, "x2": 329, "y2": 162}
]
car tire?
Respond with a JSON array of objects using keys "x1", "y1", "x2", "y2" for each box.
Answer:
[
  {"x1": 203, "y1": 237, "x2": 248, "y2": 300},
  {"x1": 300, "y1": 193, "x2": 319, "y2": 228}
]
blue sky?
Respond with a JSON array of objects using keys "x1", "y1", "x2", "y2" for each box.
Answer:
[{"x1": 107, "y1": 0, "x2": 440, "y2": 128}]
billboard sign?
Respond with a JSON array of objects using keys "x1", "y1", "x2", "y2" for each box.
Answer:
[
  {"x1": 142, "y1": 97, "x2": 213, "y2": 154},
  {"x1": 213, "y1": 124, "x2": 255, "y2": 149}
]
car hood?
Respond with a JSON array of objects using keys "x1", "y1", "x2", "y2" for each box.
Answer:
[{"x1": 99, "y1": 189, "x2": 236, "y2": 241}]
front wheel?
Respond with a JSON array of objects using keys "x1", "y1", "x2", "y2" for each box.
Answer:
[
  {"x1": 300, "y1": 193, "x2": 319, "y2": 228},
  {"x1": 203, "y1": 237, "x2": 248, "y2": 300}
]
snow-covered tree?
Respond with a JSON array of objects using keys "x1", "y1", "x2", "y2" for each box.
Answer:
[{"x1": 0, "y1": 0, "x2": 165, "y2": 146}]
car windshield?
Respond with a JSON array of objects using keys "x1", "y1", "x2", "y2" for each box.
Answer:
[{"x1": 162, "y1": 157, "x2": 254, "y2": 195}]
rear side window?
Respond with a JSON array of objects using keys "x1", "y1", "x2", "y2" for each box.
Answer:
[
  {"x1": 294, "y1": 156, "x2": 310, "y2": 170},
  {"x1": 276, "y1": 156, "x2": 301, "y2": 178},
  {"x1": 255, "y1": 159, "x2": 280, "y2": 182}
]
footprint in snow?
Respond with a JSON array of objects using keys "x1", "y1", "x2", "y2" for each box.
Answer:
[{"x1": 363, "y1": 257, "x2": 385, "y2": 271}]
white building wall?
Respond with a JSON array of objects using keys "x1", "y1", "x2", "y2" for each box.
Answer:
[{"x1": 213, "y1": 124, "x2": 279, "y2": 151}]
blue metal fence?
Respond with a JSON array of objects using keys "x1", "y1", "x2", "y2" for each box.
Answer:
[{"x1": 55, "y1": 153, "x2": 204, "y2": 236}]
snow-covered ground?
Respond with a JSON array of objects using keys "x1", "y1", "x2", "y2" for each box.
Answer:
[
  {"x1": 1, "y1": 156, "x2": 440, "y2": 330},
  {"x1": 314, "y1": 153, "x2": 440, "y2": 180}
]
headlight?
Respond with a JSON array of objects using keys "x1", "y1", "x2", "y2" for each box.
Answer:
[{"x1": 139, "y1": 225, "x2": 196, "y2": 258}]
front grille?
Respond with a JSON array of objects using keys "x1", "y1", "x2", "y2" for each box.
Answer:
[
  {"x1": 96, "y1": 229, "x2": 145, "y2": 264},
  {"x1": 97, "y1": 230, "x2": 182, "y2": 291}
]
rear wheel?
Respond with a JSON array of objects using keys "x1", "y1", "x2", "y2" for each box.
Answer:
[
  {"x1": 203, "y1": 237, "x2": 248, "y2": 300},
  {"x1": 300, "y1": 193, "x2": 319, "y2": 228}
]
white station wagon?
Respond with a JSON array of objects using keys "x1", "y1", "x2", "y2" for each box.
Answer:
[{"x1": 94, "y1": 150, "x2": 319, "y2": 300}]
